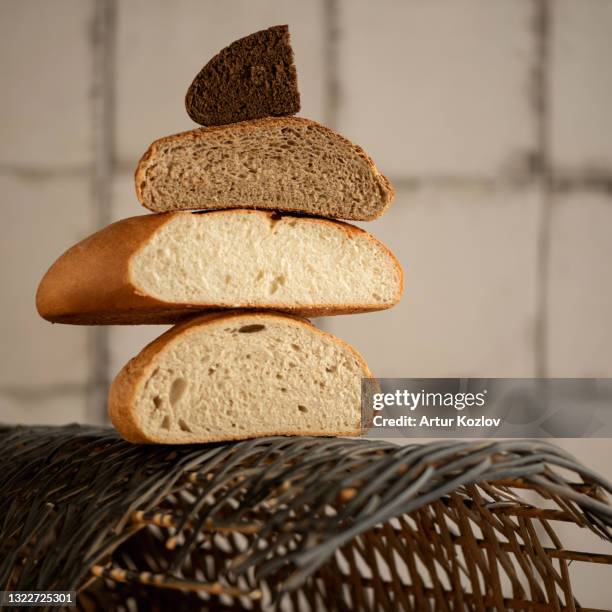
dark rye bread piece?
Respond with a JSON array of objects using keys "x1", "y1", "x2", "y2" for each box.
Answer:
[
  {"x1": 186, "y1": 25, "x2": 300, "y2": 126},
  {"x1": 136, "y1": 117, "x2": 395, "y2": 221}
]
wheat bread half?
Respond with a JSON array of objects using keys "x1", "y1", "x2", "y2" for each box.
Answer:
[
  {"x1": 185, "y1": 25, "x2": 300, "y2": 126},
  {"x1": 135, "y1": 117, "x2": 394, "y2": 221},
  {"x1": 109, "y1": 311, "x2": 371, "y2": 443},
  {"x1": 36, "y1": 209, "x2": 404, "y2": 325}
]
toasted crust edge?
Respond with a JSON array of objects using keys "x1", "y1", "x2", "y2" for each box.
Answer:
[
  {"x1": 36, "y1": 209, "x2": 404, "y2": 325},
  {"x1": 108, "y1": 311, "x2": 372, "y2": 444},
  {"x1": 135, "y1": 117, "x2": 394, "y2": 221}
]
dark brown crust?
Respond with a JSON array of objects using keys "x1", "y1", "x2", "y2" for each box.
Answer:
[
  {"x1": 36, "y1": 209, "x2": 404, "y2": 325},
  {"x1": 108, "y1": 311, "x2": 372, "y2": 444},
  {"x1": 135, "y1": 117, "x2": 395, "y2": 221},
  {"x1": 185, "y1": 25, "x2": 300, "y2": 126}
]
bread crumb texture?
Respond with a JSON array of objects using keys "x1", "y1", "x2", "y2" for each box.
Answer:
[
  {"x1": 130, "y1": 210, "x2": 402, "y2": 309},
  {"x1": 110, "y1": 313, "x2": 369, "y2": 443},
  {"x1": 137, "y1": 117, "x2": 394, "y2": 221}
]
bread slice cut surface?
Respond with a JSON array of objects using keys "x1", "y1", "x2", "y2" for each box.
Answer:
[
  {"x1": 109, "y1": 311, "x2": 371, "y2": 443},
  {"x1": 36, "y1": 210, "x2": 404, "y2": 324},
  {"x1": 185, "y1": 24, "x2": 300, "y2": 126},
  {"x1": 136, "y1": 117, "x2": 394, "y2": 221}
]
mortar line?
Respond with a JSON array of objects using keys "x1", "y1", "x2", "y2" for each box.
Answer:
[
  {"x1": 0, "y1": 384, "x2": 88, "y2": 401},
  {"x1": 323, "y1": 0, "x2": 341, "y2": 130},
  {"x1": 111, "y1": 159, "x2": 612, "y2": 193},
  {"x1": 4, "y1": 162, "x2": 611, "y2": 195},
  {"x1": 533, "y1": 0, "x2": 553, "y2": 379},
  {"x1": 89, "y1": 0, "x2": 116, "y2": 423},
  {"x1": 0, "y1": 165, "x2": 90, "y2": 179}
]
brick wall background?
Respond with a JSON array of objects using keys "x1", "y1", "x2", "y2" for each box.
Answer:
[{"x1": 1, "y1": 1, "x2": 611, "y2": 603}]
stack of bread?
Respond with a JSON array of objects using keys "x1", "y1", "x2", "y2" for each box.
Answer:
[{"x1": 36, "y1": 26, "x2": 403, "y2": 444}]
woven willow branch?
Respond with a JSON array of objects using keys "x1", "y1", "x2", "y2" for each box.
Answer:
[{"x1": 1, "y1": 425, "x2": 610, "y2": 610}]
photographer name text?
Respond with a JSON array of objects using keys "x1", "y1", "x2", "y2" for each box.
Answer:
[{"x1": 372, "y1": 414, "x2": 501, "y2": 428}]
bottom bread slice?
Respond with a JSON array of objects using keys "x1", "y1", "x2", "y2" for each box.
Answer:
[{"x1": 109, "y1": 311, "x2": 372, "y2": 443}]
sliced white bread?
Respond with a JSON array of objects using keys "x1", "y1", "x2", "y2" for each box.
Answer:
[
  {"x1": 36, "y1": 210, "x2": 404, "y2": 325},
  {"x1": 109, "y1": 311, "x2": 371, "y2": 443},
  {"x1": 135, "y1": 117, "x2": 394, "y2": 221}
]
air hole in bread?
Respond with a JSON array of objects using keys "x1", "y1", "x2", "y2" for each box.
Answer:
[
  {"x1": 372, "y1": 292, "x2": 382, "y2": 301},
  {"x1": 152, "y1": 395, "x2": 162, "y2": 411},
  {"x1": 298, "y1": 405, "x2": 308, "y2": 413},
  {"x1": 326, "y1": 365, "x2": 337, "y2": 373},
  {"x1": 146, "y1": 368, "x2": 160, "y2": 389},
  {"x1": 225, "y1": 275, "x2": 232, "y2": 285},
  {"x1": 169, "y1": 377, "x2": 188, "y2": 406},
  {"x1": 208, "y1": 367, "x2": 215, "y2": 375},
  {"x1": 255, "y1": 270, "x2": 265, "y2": 281},
  {"x1": 269, "y1": 275, "x2": 286, "y2": 295},
  {"x1": 178, "y1": 418, "x2": 192, "y2": 433},
  {"x1": 161, "y1": 415, "x2": 171, "y2": 430},
  {"x1": 238, "y1": 324, "x2": 266, "y2": 333},
  {"x1": 269, "y1": 213, "x2": 282, "y2": 231}
]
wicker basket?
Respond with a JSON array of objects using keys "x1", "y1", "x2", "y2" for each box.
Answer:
[{"x1": 1, "y1": 425, "x2": 611, "y2": 611}]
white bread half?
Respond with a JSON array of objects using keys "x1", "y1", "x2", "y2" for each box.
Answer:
[
  {"x1": 36, "y1": 209, "x2": 404, "y2": 325},
  {"x1": 135, "y1": 117, "x2": 394, "y2": 221},
  {"x1": 109, "y1": 311, "x2": 371, "y2": 443}
]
